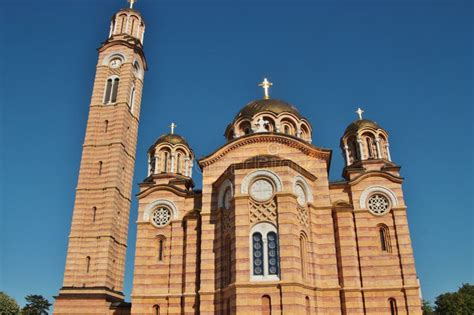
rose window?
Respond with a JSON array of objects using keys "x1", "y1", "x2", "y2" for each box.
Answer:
[
  {"x1": 152, "y1": 207, "x2": 172, "y2": 227},
  {"x1": 367, "y1": 194, "x2": 390, "y2": 215}
]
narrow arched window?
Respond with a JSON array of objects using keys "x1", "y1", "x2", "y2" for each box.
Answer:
[
  {"x1": 86, "y1": 256, "x2": 91, "y2": 273},
  {"x1": 104, "y1": 120, "x2": 109, "y2": 133},
  {"x1": 267, "y1": 232, "x2": 279, "y2": 275},
  {"x1": 389, "y1": 298, "x2": 397, "y2": 315},
  {"x1": 176, "y1": 154, "x2": 182, "y2": 174},
  {"x1": 158, "y1": 238, "x2": 164, "y2": 261},
  {"x1": 366, "y1": 137, "x2": 373, "y2": 158},
  {"x1": 111, "y1": 78, "x2": 119, "y2": 103},
  {"x1": 223, "y1": 236, "x2": 232, "y2": 285},
  {"x1": 252, "y1": 232, "x2": 264, "y2": 276},
  {"x1": 104, "y1": 79, "x2": 113, "y2": 104},
  {"x1": 378, "y1": 225, "x2": 391, "y2": 252},
  {"x1": 261, "y1": 295, "x2": 271, "y2": 315},
  {"x1": 92, "y1": 207, "x2": 97, "y2": 222},
  {"x1": 305, "y1": 296, "x2": 311, "y2": 315},
  {"x1": 98, "y1": 161, "x2": 103, "y2": 175},
  {"x1": 163, "y1": 152, "x2": 169, "y2": 172},
  {"x1": 284, "y1": 125, "x2": 290, "y2": 134},
  {"x1": 300, "y1": 234, "x2": 308, "y2": 279},
  {"x1": 153, "y1": 305, "x2": 160, "y2": 315},
  {"x1": 129, "y1": 86, "x2": 136, "y2": 111}
]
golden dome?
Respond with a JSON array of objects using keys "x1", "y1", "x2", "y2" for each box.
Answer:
[
  {"x1": 233, "y1": 99, "x2": 302, "y2": 121},
  {"x1": 344, "y1": 119, "x2": 381, "y2": 134}
]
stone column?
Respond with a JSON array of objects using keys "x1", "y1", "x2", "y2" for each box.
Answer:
[
  {"x1": 184, "y1": 158, "x2": 190, "y2": 177},
  {"x1": 154, "y1": 155, "x2": 159, "y2": 174},
  {"x1": 375, "y1": 137, "x2": 383, "y2": 159},
  {"x1": 170, "y1": 153, "x2": 175, "y2": 173},
  {"x1": 386, "y1": 143, "x2": 392, "y2": 161},
  {"x1": 344, "y1": 145, "x2": 351, "y2": 166},
  {"x1": 147, "y1": 153, "x2": 151, "y2": 176},
  {"x1": 357, "y1": 137, "x2": 364, "y2": 160}
]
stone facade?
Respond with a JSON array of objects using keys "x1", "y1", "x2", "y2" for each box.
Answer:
[{"x1": 55, "y1": 4, "x2": 422, "y2": 315}]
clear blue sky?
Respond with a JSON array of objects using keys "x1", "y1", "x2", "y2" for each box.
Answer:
[{"x1": 1, "y1": 0, "x2": 472, "y2": 309}]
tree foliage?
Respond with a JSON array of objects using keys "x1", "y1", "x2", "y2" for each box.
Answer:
[
  {"x1": 21, "y1": 295, "x2": 51, "y2": 315},
  {"x1": 423, "y1": 299, "x2": 434, "y2": 314},
  {"x1": 435, "y1": 283, "x2": 474, "y2": 315},
  {"x1": 0, "y1": 292, "x2": 20, "y2": 315}
]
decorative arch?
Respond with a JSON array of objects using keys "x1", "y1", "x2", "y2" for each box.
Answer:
[
  {"x1": 292, "y1": 175, "x2": 314, "y2": 204},
  {"x1": 359, "y1": 185, "x2": 398, "y2": 209},
  {"x1": 218, "y1": 179, "x2": 234, "y2": 209},
  {"x1": 241, "y1": 169, "x2": 283, "y2": 195},
  {"x1": 143, "y1": 199, "x2": 178, "y2": 222},
  {"x1": 102, "y1": 52, "x2": 126, "y2": 66}
]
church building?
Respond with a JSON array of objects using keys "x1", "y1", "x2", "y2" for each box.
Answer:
[{"x1": 54, "y1": 2, "x2": 422, "y2": 314}]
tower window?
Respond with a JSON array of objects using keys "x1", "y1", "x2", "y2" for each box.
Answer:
[
  {"x1": 300, "y1": 233, "x2": 308, "y2": 279},
  {"x1": 103, "y1": 77, "x2": 120, "y2": 104},
  {"x1": 86, "y1": 256, "x2": 91, "y2": 273},
  {"x1": 378, "y1": 224, "x2": 391, "y2": 252},
  {"x1": 153, "y1": 305, "x2": 160, "y2": 315},
  {"x1": 305, "y1": 296, "x2": 310, "y2": 315},
  {"x1": 104, "y1": 120, "x2": 109, "y2": 133},
  {"x1": 129, "y1": 86, "x2": 136, "y2": 112},
  {"x1": 389, "y1": 298, "x2": 398, "y2": 315},
  {"x1": 158, "y1": 237, "x2": 165, "y2": 261},
  {"x1": 98, "y1": 161, "x2": 103, "y2": 175},
  {"x1": 92, "y1": 207, "x2": 97, "y2": 222}
]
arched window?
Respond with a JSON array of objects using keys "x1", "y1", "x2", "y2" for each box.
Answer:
[
  {"x1": 149, "y1": 155, "x2": 156, "y2": 175},
  {"x1": 305, "y1": 296, "x2": 311, "y2": 315},
  {"x1": 267, "y1": 232, "x2": 279, "y2": 275},
  {"x1": 103, "y1": 77, "x2": 120, "y2": 104},
  {"x1": 284, "y1": 125, "x2": 290, "y2": 134},
  {"x1": 98, "y1": 161, "x2": 103, "y2": 175},
  {"x1": 176, "y1": 154, "x2": 182, "y2": 174},
  {"x1": 86, "y1": 256, "x2": 91, "y2": 273},
  {"x1": 250, "y1": 222, "x2": 280, "y2": 280},
  {"x1": 158, "y1": 237, "x2": 165, "y2": 261},
  {"x1": 104, "y1": 120, "x2": 109, "y2": 133},
  {"x1": 366, "y1": 137, "x2": 374, "y2": 158},
  {"x1": 261, "y1": 295, "x2": 271, "y2": 315},
  {"x1": 163, "y1": 151, "x2": 169, "y2": 172},
  {"x1": 389, "y1": 298, "x2": 397, "y2": 315},
  {"x1": 119, "y1": 14, "x2": 127, "y2": 33},
  {"x1": 252, "y1": 232, "x2": 264, "y2": 276},
  {"x1": 378, "y1": 224, "x2": 391, "y2": 252},
  {"x1": 300, "y1": 233, "x2": 308, "y2": 279},
  {"x1": 92, "y1": 207, "x2": 97, "y2": 222},
  {"x1": 129, "y1": 86, "x2": 136, "y2": 112},
  {"x1": 153, "y1": 305, "x2": 160, "y2": 315}
]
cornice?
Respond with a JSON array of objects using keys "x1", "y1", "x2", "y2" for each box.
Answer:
[
  {"x1": 136, "y1": 183, "x2": 200, "y2": 199},
  {"x1": 198, "y1": 133, "x2": 331, "y2": 169},
  {"x1": 99, "y1": 37, "x2": 148, "y2": 71},
  {"x1": 348, "y1": 170, "x2": 404, "y2": 186}
]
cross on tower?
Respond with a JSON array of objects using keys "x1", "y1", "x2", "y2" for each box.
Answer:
[
  {"x1": 356, "y1": 107, "x2": 364, "y2": 120},
  {"x1": 127, "y1": 0, "x2": 137, "y2": 9},
  {"x1": 170, "y1": 122, "x2": 177, "y2": 134},
  {"x1": 258, "y1": 78, "x2": 273, "y2": 100}
]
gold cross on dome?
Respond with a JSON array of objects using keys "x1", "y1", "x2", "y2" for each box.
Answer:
[
  {"x1": 170, "y1": 122, "x2": 177, "y2": 134},
  {"x1": 356, "y1": 107, "x2": 364, "y2": 120},
  {"x1": 258, "y1": 78, "x2": 273, "y2": 100},
  {"x1": 127, "y1": 0, "x2": 137, "y2": 9}
]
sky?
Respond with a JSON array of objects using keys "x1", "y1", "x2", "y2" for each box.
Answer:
[{"x1": 1, "y1": 0, "x2": 473, "y2": 309}]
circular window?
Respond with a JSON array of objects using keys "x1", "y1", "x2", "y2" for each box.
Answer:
[
  {"x1": 250, "y1": 179, "x2": 274, "y2": 202},
  {"x1": 295, "y1": 183, "x2": 307, "y2": 206},
  {"x1": 151, "y1": 207, "x2": 172, "y2": 227},
  {"x1": 367, "y1": 194, "x2": 390, "y2": 215},
  {"x1": 223, "y1": 188, "x2": 232, "y2": 210}
]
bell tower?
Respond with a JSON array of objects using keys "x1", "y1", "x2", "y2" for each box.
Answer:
[{"x1": 54, "y1": 2, "x2": 147, "y2": 314}]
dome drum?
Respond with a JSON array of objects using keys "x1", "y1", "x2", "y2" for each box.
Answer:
[{"x1": 147, "y1": 134, "x2": 194, "y2": 178}]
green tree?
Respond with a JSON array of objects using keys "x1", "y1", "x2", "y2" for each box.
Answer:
[
  {"x1": 435, "y1": 283, "x2": 474, "y2": 315},
  {"x1": 21, "y1": 295, "x2": 51, "y2": 315},
  {"x1": 423, "y1": 299, "x2": 434, "y2": 314},
  {"x1": 0, "y1": 292, "x2": 20, "y2": 315}
]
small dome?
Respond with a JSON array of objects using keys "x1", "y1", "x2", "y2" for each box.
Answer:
[
  {"x1": 150, "y1": 134, "x2": 189, "y2": 150},
  {"x1": 234, "y1": 99, "x2": 302, "y2": 121},
  {"x1": 344, "y1": 119, "x2": 381, "y2": 135}
]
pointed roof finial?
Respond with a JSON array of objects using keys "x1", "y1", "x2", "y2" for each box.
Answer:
[
  {"x1": 127, "y1": 0, "x2": 137, "y2": 9},
  {"x1": 170, "y1": 122, "x2": 177, "y2": 134},
  {"x1": 356, "y1": 107, "x2": 364, "y2": 120},
  {"x1": 258, "y1": 78, "x2": 273, "y2": 100}
]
